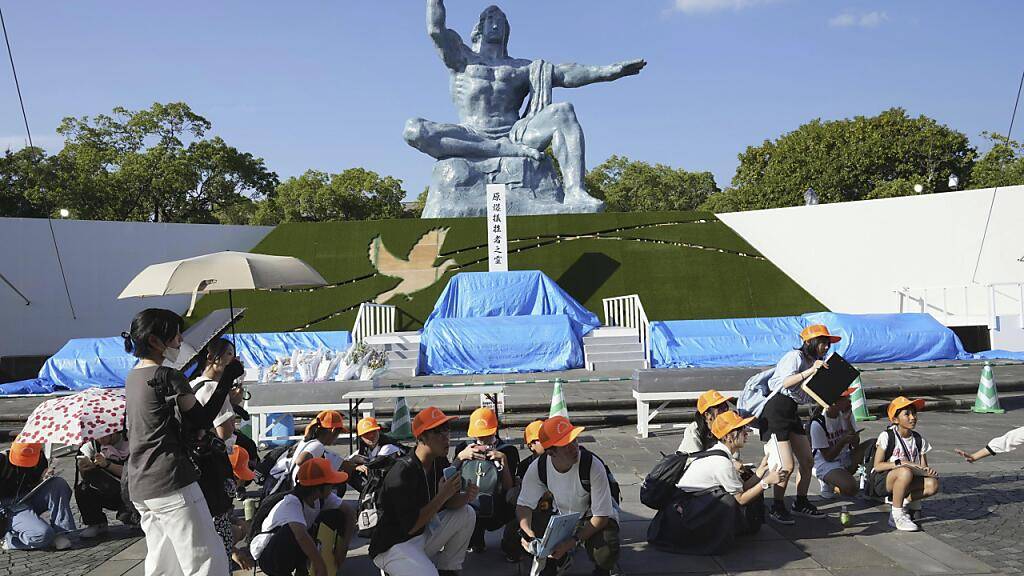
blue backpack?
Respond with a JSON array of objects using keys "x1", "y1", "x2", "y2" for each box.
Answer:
[{"x1": 736, "y1": 368, "x2": 778, "y2": 418}]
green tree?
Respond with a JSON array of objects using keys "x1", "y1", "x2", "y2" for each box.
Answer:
[
  {"x1": 404, "y1": 187, "x2": 429, "y2": 218},
  {"x1": 54, "y1": 102, "x2": 277, "y2": 223},
  {"x1": 270, "y1": 168, "x2": 407, "y2": 223},
  {"x1": 585, "y1": 155, "x2": 719, "y2": 212},
  {"x1": 971, "y1": 132, "x2": 1024, "y2": 189},
  {"x1": 712, "y1": 108, "x2": 976, "y2": 211},
  {"x1": 0, "y1": 147, "x2": 62, "y2": 218}
]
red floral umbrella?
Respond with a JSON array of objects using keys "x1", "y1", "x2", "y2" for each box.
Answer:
[{"x1": 18, "y1": 388, "x2": 126, "y2": 446}]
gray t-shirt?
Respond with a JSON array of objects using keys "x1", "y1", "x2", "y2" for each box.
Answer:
[
  {"x1": 769, "y1": 349, "x2": 814, "y2": 405},
  {"x1": 125, "y1": 365, "x2": 197, "y2": 502}
]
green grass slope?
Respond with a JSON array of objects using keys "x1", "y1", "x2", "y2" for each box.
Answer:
[{"x1": 189, "y1": 211, "x2": 825, "y2": 333}]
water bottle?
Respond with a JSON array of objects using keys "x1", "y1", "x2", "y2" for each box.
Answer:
[
  {"x1": 856, "y1": 464, "x2": 867, "y2": 491},
  {"x1": 840, "y1": 505, "x2": 851, "y2": 527},
  {"x1": 244, "y1": 498, "x2": 258, "y2": 522}
]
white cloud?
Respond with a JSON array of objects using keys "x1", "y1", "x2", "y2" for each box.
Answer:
[
  {"x1": 829, "y1": 11, "x2": 888, "y2": 28},
  {"x1": 672, "y1": 0, "x2": 777, "y2": 14}
]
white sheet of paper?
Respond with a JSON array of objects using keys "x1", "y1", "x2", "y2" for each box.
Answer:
[
  {"x1": 537, "y1": 512, "x2": 582, "y2": 558},
  {"x1": 765, "y1": 433, "x2": 784, "y2": 472}
]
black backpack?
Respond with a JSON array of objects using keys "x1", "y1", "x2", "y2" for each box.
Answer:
[
  {"x1": 640, "y1": 449, "x2": 730, "y2": 510},
  {"x1": 537, "y1": 446, "x2": 621, "y2": 505},
  {"x1": 246, "y1": 489, "x2": 293, "y2": 544},
  {"x1": 356, "y1": 446, "x2": 410, "y2": 538},
  {"x1": 253, "y1": 441, "x2": 298, "y2": 486}
]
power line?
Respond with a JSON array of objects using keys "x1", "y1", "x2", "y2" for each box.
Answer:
[
  {"x1": 971, "y1": 68, "x2": 1024, "y2": 285},
  {"x1": 0, "y1": 6, "x2": 76, "y2": 319}
]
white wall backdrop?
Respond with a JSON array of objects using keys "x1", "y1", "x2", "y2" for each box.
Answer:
[
  {"x1": 718, "y1": 186, "x2": 1024, "y2": 333},
  {"x1": 0, "y1": 218, "x2": 272, "y2": 357}
]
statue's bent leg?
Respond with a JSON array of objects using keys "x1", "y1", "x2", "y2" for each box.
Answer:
[
  {"x1": 517, "y1": 103, "x2": 596, "y2": 204},
  {"x1": 404, "y1": 118, "x2": 541, "y2": 160}
]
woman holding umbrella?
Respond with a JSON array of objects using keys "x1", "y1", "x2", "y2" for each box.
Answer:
[{"x1": 122, "y1": 308, "x2": 243, "y2": 576}]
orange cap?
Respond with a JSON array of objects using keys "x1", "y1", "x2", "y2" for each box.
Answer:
[
  {"x1": 315, "y1": 410, "x2": 348, "y2": 431},
  {"x1": 800, "y1": 324, "x2": 842, "y2": 343},
  {"x1": 539, "y1": 416, "x2": 585, "y2": 449},
  {"x1": 9, "y1": 440, "x2": 41, "y2": 468},
  {"x1": 839, "y1": 387, "x2": 857, "y2": 398},
  {"x1": 711, "y1": 410, "x2": 755, "y2": 440},
  {"x1": 228, "y1": 446, "x2": 256, "y2": 482},
  {"x1": 467, "y1": 407, "x2": 498, "y2": 438},
  {"x1": 887, "y1": 396, "x2": 925, "y2": 422},
  {"x1": 524, "y1": 420, "x2": 545, "y2": 444},
  {"x1": 357, "y1": 417, "x2": 382, "y2": 437},
  {"x1": 296, "y1": 457, "x2": 349, "y2": 487},
  {"x1": 697, "y1": 389, "x2": 735, "y2": 414},
  {"x1": 412, "y1": 406, "x2": 457, "y2": 438}
]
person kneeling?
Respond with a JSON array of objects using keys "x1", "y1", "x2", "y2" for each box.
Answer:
[
  {"x1": 869, "y1": 397, "x2": 940, "y2": 532},
  {"x1": 370, "y1": 407, "x2": 477, "y2": 576},
  {"x1": 649, "y1": 411, "x2": 786, "y2": 555},
  {"x1": 517, "y1": 416, "x2": 622, "y2": 576},
  {"x1": 808, "y1": 389, "x2": 870, "y2": 499},
  {"x1": 249, "y1": 458, "x2": 355, "y2": 576}
]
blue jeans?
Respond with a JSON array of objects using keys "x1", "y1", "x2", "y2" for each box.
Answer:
[{"x1": 3, "y1": 477, "x2": 77, "y2": 550}]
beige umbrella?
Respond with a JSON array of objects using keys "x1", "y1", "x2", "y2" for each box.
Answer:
[{"x1": 118, "y1": 251, "x2": 327, "y2": 320}]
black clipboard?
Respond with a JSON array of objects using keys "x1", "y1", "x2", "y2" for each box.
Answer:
[{"x1": 800, "y1": 352, "x2": 859, "y2": 409}]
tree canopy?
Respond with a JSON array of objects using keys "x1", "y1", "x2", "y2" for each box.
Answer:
[
  {"x1": 586, "y1": 155, "x2": 719, "y2": 213},
  {"x1": 253, "y1": 168, "x2": 406, "y2": 224}
]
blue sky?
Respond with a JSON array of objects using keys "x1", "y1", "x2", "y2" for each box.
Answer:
[{"x1": 1, "y1": 1, "x2": 1021, "y2": 199}]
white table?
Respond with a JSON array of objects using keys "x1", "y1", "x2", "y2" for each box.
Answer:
[
  {"x1": 342, "y1": 385, "x2": 506, "y2": 450},
  {"x1": 633, "y1": 388, "x2": 742, "y2": 438}
]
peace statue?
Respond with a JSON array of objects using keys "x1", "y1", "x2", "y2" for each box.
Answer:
[{"x1": 405, "y1": 0, "x2": 646, "y2": 218}]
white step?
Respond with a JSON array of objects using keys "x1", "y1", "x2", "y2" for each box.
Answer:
[
  {"x1": 589, "y1": 359, "x2": 648, "y2": 371},
  {"x1": 584, "y1": 342, "x2": 644, "y2": 354},
  {"x1": 589, "y1": 326, "x2": 639, "y2": 338},
  {"x1": 385, "y1": 349, "x2": 418, "y2": 361},
  {"x1": 386, "y1": 357, "x2": 418, "y2": 370},
  {"x1": 363, "y1": 331, "x2": 421, "y2": 346},
  {"x1": 583, "y1": 335, "x2": 638, "y2": 346},
  {"x1": 586, "y1": 350, "x2": 646, "y2": 363}
]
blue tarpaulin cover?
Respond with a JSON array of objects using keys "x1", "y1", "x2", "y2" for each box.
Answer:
[
  {"x1": 420, "y1": 271, "x2": 597, "y2": 375},
  {"x1": 652, "y1": 312, "x2": 971, "y2": 368},
  {"x1": 422, "y1": 316, "x2": 584, "y2": 375},
  {"x1": 1, "y1": 331, "x2": 350, "y2": 395}
]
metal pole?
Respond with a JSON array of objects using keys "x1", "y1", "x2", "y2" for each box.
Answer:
[{"x1": 0, "y1": 271, "x2": 30, "y2": 306}]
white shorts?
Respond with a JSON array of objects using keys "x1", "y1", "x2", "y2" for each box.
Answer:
[{"x1": 813, "y1": 453, "x2": 852, "y2": 481}]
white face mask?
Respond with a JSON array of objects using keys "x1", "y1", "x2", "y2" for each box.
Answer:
[{"x1": 163, "y1": 343, "x2": 180, "y2": 363}]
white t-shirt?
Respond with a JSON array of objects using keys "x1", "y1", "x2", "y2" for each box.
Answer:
[
  {"x1": 190, "y1": 377, "x2": 235, "y2": 427},
  {"x1": 517, "y1": 453, "x2": 618, "y2": 521},
  {"x1": 809, "y1": 411, "x2": 855, "y2": 469},
  {"x1": 249, "y1": 492, "x2": 343, "y2": 559},
  {"x1": 290, "y1": 439, "x2": 343, "y2": 483},
  {"x1": 675, "y1": 442, "x2": 743, "y2": 495},
  {"x1": 345, "y1": 443, "x2": 403, "y2": 461},
  {"x1": 769, "y1": 350, "x2": 814, "y2": 405},
  {"x1": 876, "y1": 429, "x2": 931, "y2": 466},
  {"x1": 80, "y1": 438, "x2": 130, "y2": 462}
]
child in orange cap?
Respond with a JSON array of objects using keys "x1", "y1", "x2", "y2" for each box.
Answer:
[
  {"x1": 346, "y1": 416, "x2": 407, "y2": 493},
  {"x1": 370, "y1": 407, "x2": 477, "y2": 576},
  {"x1": 250, "y1": 458, "x2": 354, "y2": 576},
  {"x1": 679, "y1": 389, "x2": 735, "y2": 454},
  {"x1": 0, "y1": 439, "x2": 76, "y2": 550},
  {"x1": 869, "y1": 397, "x2": 939, "y2": 532},
  {"x1": 452, "y1": 407, "x2": 520, "y2": 555},
  {"x1": 277, "y1": 410, "x2": 352, "y2": 491},
  {"x1": 500, "y1": 420, "x2": 552, "y2": 562},
  {"x1": 761, "y1": 324, "x2": 842, "y2": 524},
  {"x1": 517, "y1": 416, "x2": 622, "y2": 576}
]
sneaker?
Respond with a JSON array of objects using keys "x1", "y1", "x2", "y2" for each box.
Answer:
[
  {"x1": 53, "y1": 534, "x2": 72, "y2": 550},
  {"x1": 889, "y1": 511, "x2": 920, "y2": 532},
  {"x1": 818, "y1": 479, "x2": 835, "y2": 500},
  {"x1": 768, "y1": 504, "x2": 795, "y2": 525},
  {"x1": 80, "y1": 524, "x2": 107, "y2": 538},
  {"x1": 792, "y1": 499, "x2": 826, "y2": 519}
]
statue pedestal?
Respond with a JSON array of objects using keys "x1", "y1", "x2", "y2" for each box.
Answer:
[{"x1": 422, "y1": 156, "x2": 604, "y2": 218}]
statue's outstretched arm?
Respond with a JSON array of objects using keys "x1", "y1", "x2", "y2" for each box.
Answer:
[
  {"x1": 553, "y1": 59, "x2": 647, "y2": 88},
  {"x1": 427, "y1": 0, "x2": 468, "y2": 70}
]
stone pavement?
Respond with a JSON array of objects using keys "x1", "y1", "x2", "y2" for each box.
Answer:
[{"x1": 4, "y1": 397, "x2": 1024, "y2": 575}]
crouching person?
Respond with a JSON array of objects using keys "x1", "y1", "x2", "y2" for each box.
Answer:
[
  {"x1": 517, "y1": 416, "x2": 621, "y2": 576},
  {"x1": 809, "y1": 389, "x2": 869, "y2": 499},
  {"x1": 370, "y1": 407, "x2": 477, "y2": 576},
  {"x1": 648, "y1": 411, "x2": 786, "y2": 555},
  {"x1": 1, "y1": 440, "x2": 76, "y2": 550},
  {"x1": 869, "y1": 397, "x2": 940, "y2": 532},
  {"x1": 249, "y1": 458, "x2": 355, "y2": 576}
]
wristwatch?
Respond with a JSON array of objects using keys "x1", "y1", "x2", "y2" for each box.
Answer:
[{"x1": 758, "y1": 475, "x2": 770, "y2": 490}]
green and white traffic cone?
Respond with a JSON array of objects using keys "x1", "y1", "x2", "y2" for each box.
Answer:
[
  {"x1": 849, "y1": 376, "x2": 877, "y2": 421},
  {"x1": 391, "y1": 396, "x2": 414, "y2": 439},
  {"x1": 549, "y1": 380, "x2": 568, "y2": 418},
  {"x1": 971, "y1": 362, "x2": 1005, "y2": 414}
]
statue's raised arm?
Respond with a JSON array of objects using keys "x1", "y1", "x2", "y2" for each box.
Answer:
[
  {"x1": 553, "y1": 59, "x2": 647, "y2": 89},
  {"x1": 427, "y1": 0, "x2": 468, "y2": 71}
]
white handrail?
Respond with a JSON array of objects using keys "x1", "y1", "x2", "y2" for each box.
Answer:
[
  {"x1": 352, "y1": 302, "x2": 396, "y2": 343},
  {"x1": 895, "y1": 282, "x2": 1024, "y2": 329},
  {"x1": 602, "y1": 294, "x2": 651, "y2": 368}
]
